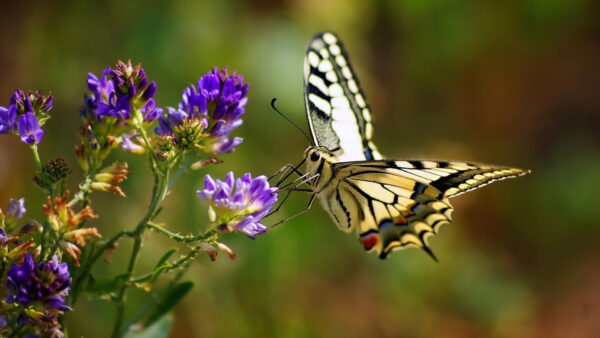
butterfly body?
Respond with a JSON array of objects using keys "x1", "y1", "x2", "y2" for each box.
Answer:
[{"x1": 301, "y1": 32, "x2": 529, "y2": 259}]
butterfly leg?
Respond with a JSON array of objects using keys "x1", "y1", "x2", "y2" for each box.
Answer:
[
  {"x1": 270, "y1": 158, "x2": 307, "y2": 187},
  {"x1": 269, "y1": 163, "x2": 295, "y2": 181},
  {"x1": 266, "y1": 185, "x2": 314, "y2": 218},
  {"x1": 266, "y1": 171, "x2": 317, "y2": 218},
  {"x1": 268, "y1": 193, "x2": 316, "y2": 229}
]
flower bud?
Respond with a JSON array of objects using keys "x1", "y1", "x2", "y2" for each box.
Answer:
[
  {"x1": 64, "y1": 227, "x2": 101, "y2": 246},
  {"x1": 60, "y1": 240, "x2": 81, "y2": 266},
  {"x1": 67, "y1": 206, "x2": 98, "y2": 228},
  {"x1": 6, "y1": 239, "x2": 36, "y2": 261},
  {"x1": 199, "y1": 242, "x2": 218, "y2": 261},
  {"x1": 91, "y1": 182, "x2": 126, "y2": 197},
  {"x1": 119, "y1": 132, "x2": 145, "y2": 155},
  {"x1": 216, "y1": 242, "x2": 237, "y2": 260}
]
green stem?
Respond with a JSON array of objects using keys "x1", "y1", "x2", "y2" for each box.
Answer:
[
  {"x1": 166, "y1": 154, "x2": 190, "y2": 190},
  {"x1": 40, "y1": 219, "x2": 51, "y2": 259},
  {"x1": 30, "y1": 145, "x2": 42, "y2": 171},
  {"x1": 70, "y1": 229, "x2": 134, "y2": 305},
  {"x1": 118, "y1": 266, "x2": 187, "y2": 337},
  {"x1": 68, "y1": 177, "x2": 92, "y2": 208},
  {"x1": 137, "y1": 126, "x2": 158, "y2": 164},
  {"x1": 110, "y1": 170, "x2": 168, "y2": 338},
  {"x1": 146, "y1": 222, "x2": 216, "y2": 243},
  {"x1": 130, "y1": 244, "x2": 202, "y2": 284}
]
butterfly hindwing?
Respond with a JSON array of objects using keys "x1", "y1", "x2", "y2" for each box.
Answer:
[
  {"x1": 303, "y1": 32, "x2": 381, "y2": 162},
  {"x1": 329, "y1": 160, "x2": 529, "y2": 258}
]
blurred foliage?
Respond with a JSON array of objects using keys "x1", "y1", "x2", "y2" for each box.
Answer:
[{"x1": 1, "y1": 0, "x2": 600, "y2": 337}]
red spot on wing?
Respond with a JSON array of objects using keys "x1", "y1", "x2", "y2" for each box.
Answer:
[
  {"x1": 404, "y1": 204, "x2": 416, "y2": 217},
  {"x1": 394, "y1": 216, "x2": 407, "y2": 225},
  {"x1": 360, "y1": 233, "x2": 379, "y2": 250}
]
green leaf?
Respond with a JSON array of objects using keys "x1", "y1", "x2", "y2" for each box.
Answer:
[
  {"x1": 143, "y1": 281, "x2": 194, "y2": 328},
  {"x1": 86, "y1": 273, "x2": 130, "y2": 296},
  {"x1": 126, "y1": 313, "x2": 173, "y2": 338},
  {"x1": 154, "y1": 248, "x2": 177, "y2": 269}
]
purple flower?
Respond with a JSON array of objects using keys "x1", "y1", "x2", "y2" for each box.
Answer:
[
  {"x1": 110, "y1": 61, "x2": 150, "y2": 100},
  {"x1": 155, "y1": 108, "x2": 192, "y2": 135},
  {"x1": 5, "y1": 253, "x2": 71, "y2": 312},
  {"x1": 119, "y1": 132, "x2": 145, "y2": 154},
  {"x1": 18, "y1": 112, "x2": 44, "y2": 145},
  {"x1": 84, "y1": 61, "x2": 159, "y2": 122},
  {"x1": 198, "y1": 73, "x2": 220, "y2": 101},
  {"x1": 142, "y1": 98, "x2": 162, "y2": 122},
  {"x1": 1, "y1": 90, "x2": 51, "y2": 145},
  {"x1": 7, "y1": 198, "x2": 26, "y2": 220},
  {"x1": 0, "y1": 104, "x2": 16, "y2": 134},
  {"x1": 0, "y1": 226, "x2": 8, "y2": 247},
  {"x1": 11, "y1": 89, "x2": 53, "y2": 116},
  {"x1": 198, "y1": 172, "x2": 278, "y2": 238},
  {"x1": 157, "y1": 67, "x2": 248, "y2": 154},
  {"x1": 204, "y1": 68, "x2": 248, "y2": 153}
]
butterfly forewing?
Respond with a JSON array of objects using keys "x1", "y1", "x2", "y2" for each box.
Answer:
[
  {"x1": 304, "y1": 32, "x2": 381, "y2": 162},
  {"x1": 328, "y1": 160, "x2": 529, "y2": 258}
]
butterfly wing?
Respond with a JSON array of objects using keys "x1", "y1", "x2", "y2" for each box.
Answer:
[
  {"x1": 303, "y1": 32, "x2": 382, "y2": 162},
  {"x1": 329, "y1": 160, "x2": 529, "y2": 259}
]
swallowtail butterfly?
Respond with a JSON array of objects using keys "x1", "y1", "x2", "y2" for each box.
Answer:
[{"x1": 301, "y1": 32, "x2": 529, "y2": 259}]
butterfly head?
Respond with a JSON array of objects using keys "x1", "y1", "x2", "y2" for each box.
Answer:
[
  {"x1": 304, "y1": 146, "x2": 332, "y2": 163},
  {"x1": 303, "y1": 146, "x2": 336, "y2": 189}
]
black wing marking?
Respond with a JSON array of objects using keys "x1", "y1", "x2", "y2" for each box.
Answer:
[
  {"x1": 333, "y1": 160, "x2": 529, "y2": 259},
  {"x1": 304, "y1": 32, "x2": 382, "y2": 162}
]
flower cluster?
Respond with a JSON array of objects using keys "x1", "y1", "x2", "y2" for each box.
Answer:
[
  {"x1": 1, "y1": 60, "x2": 277, "y2": 337},
  {"x1": 42, "y1": 192, "x2": 101, "y2": 266},
  {"x1": 84, "y1": 60, "x2": 161, "y2": 124},
  {"x1": 76, "y1": 61, "x2": 159, "y2": 176},
  {"x1": 156, "y1": 67, "x2": 248, "y2": 155},
  {"x1": 0, "y1": 90, "x2": 53, "y2": 145},
  {"x1": 5, "y1": 253, "x2": 71, "y2": 336},
  {"x1": 5, "y1": 253, "x2": 71, "y2": 312},
  {"x1": 198, "y1": 172, "x2": 277, "y2": 238}
]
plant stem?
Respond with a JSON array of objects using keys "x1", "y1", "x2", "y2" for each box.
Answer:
[
  {"x1": 118, "y1": 266, "x2": 187, "y2": 337},
  {"x1": 146, "y1": 222, "x2": 215, "y2": 243},
  {"x1": 70, "y1": 229, "x2": 134, "y2": 305},
  {"x1": 110, "y1": 169, "x2": 168, "y2": 338},
  {"x1": 137, "y1": 126, "x2": 158, "y2": 164},
  {"x1": 30, "y1": 145, "x2": 42, "y2": 171},
  {"x1": 166, "y1": 154, "x2": 190, "y2": 190},
  {"x1": 129, "y1": 242, "x2": 206, "y2": 284}
]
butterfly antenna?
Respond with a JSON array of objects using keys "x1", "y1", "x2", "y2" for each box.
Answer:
[{"x1": 271, "y1": 98, "x2": 313, "y2": 145}]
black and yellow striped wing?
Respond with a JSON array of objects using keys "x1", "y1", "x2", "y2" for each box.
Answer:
[
  {"x1": 332, "y1": 160, "x2": 529, "y2": 259},
  {"x1": 303, "y1": 32, "x2": 381, "y2": 162}
]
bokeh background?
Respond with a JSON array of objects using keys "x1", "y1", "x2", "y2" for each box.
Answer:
[{"x1": 1, "y1": 0, "x2": 600, "y2": 337}]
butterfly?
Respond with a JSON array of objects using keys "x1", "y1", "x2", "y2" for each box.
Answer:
[{"x1": 299, "y1": 32, "x2": 529, "y2": 259}]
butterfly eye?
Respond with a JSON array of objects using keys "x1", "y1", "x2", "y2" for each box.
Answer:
[{"x1": 310, "y1": 151, "x2": 321, "y2": 162}]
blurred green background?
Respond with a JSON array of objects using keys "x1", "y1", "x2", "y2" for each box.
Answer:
[{"x1": 1, "y1": 0, "x2": 600, "y2": 337}]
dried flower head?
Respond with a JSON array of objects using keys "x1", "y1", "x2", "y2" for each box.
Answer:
[{"x1": 33, "y1": 158, "x2": 72, "y2": 190}]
